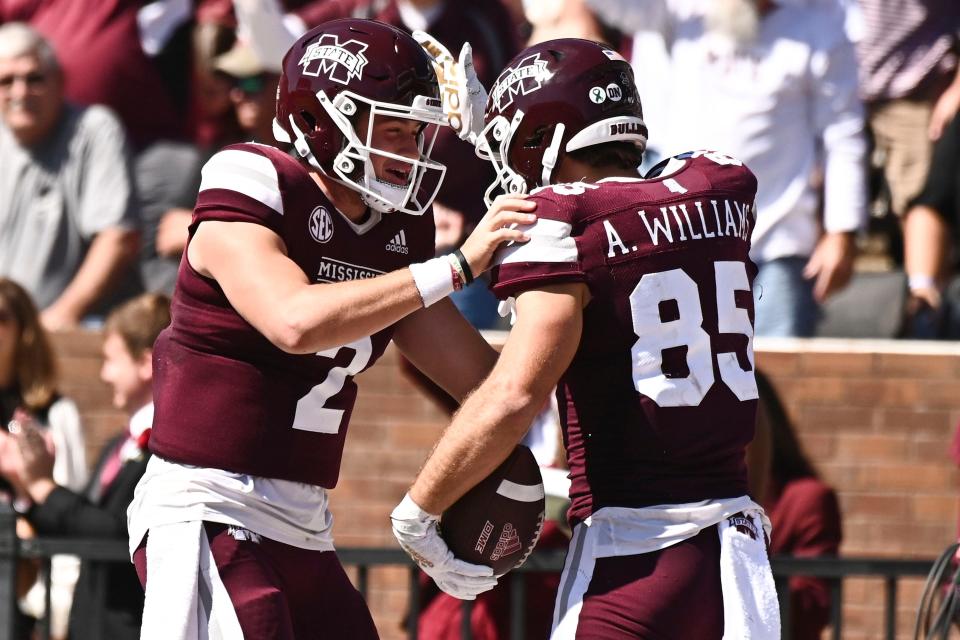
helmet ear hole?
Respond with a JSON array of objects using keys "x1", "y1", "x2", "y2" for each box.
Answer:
[
  {"x1": 292, "y1": 110, "x2": 340, "y2": 165},
  {"x1": 299, "y1": 111, "x2": 318, "y2": 131},
  {"x1": 523, "y1": 125, "x2": 548, "y2": 149}
]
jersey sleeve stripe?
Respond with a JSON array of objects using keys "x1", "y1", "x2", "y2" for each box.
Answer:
[
  {"x1": 496, "y1": 219, "x2": 578, "y2": 265},
  {"x1": 199, "y1": 149, "x2": 284, "y2": 215}
]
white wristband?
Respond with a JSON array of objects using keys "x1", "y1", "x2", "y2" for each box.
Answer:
[
  {"x1": 908, "y1": 274, "x2": 937, "y2": 291},
  {"x1": 410, "y1": 256, "x2": 455, "y2": 307}
]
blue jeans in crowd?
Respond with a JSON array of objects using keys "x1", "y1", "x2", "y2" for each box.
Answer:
[
  {"x1": 753, "y1": 256, "x2": 819, "y2": 338},
  {"x1": 450, "y1": 277, "x2": 505, "y2": 330}
]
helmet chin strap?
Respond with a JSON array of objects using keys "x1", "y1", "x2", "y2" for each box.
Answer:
[
  {"x1": 541, "y1": 122, "x2": 566, "y2": 186},
  {"x1": 360, "y1": 172, "x2": 406, "y2": 214}
]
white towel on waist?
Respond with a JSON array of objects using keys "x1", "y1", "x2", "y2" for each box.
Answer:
[
  {"x1": 140, "y1": 521, "x2": 244, "y2": 640},
  {"x1": 718, "y1": 509, "x2": 781, "y2": 639}
]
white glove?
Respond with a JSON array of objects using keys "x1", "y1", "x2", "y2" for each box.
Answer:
[
  {"x1": 412, "y1": 31, "x2": 488, "y2": 145},
  {"x1": 391, "y1": 493, "x2": 498, "y2": 600}
]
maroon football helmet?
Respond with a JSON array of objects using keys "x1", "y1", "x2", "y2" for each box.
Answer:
[
  {"x1": 273, "y1": 19, "x2": 447, "y2": 215},
  {"x1": 476, "y1": 39, "x2": 647, "y2": 206}
]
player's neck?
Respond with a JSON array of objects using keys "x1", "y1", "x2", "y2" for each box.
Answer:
[
  {"x1": 555, "y1": 160, "x2": 641, "y2": 184},
  {"x1": 309, "y1": 170, "x2": 371, "y2": 223}
]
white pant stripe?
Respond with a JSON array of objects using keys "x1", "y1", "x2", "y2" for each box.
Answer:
[{"x1": 550, "y1": 523, "x2": 597, "y2": 639}]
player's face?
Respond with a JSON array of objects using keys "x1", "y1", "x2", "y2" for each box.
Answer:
[
  {"x1": 100, "y1": 332, "x2": 152, "y2": 413},
  {"x1": 361, "y1": 112, "x2": 423, "y2": 187}
]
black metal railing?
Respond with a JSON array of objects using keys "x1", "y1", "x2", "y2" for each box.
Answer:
[
  {"x1": 0, "y1": 506, "x2": 940, "y2": 640},
  {"x1": 771, "y1": 556, "x2": 936, "y2": 640}
]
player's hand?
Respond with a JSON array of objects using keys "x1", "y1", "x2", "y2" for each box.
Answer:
[
  {"x1": 803, "y1": 231, "x2": 856, "y2": 303},
  {"x1": 458, "y1": 195, "x2": 537, "y2": 276},
  {"x1": 412, "y1": 31, "x2": 488, "y2": 145},
  {"x1": 391, "y1": 493, "x2": 498, "y2": 600}
]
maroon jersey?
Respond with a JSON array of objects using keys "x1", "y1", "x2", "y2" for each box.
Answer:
[
  {"x1": 150, "y1": 143, "x2": 434, "y2": 487},
  {"x1": 490, "y1": 151, "x2": 760, "y2": 523}
]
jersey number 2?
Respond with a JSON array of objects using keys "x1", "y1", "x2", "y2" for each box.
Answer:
[
  {"x1": 630, "y1": 262, "x2": 757, "y2": 407},
  {"x1": 292, "y1": 336, "x2": 373, "y2": 434}
]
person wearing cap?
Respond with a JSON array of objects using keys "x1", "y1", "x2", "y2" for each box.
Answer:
[
  {"x1": 137, "y1": 43, "x2": 286, "y2": 298},
  {"x1": 213, "y1": 42, "x2": 284, "y2": 148}
]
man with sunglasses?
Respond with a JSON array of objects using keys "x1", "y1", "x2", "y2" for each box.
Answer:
[
  {"x1": 213, "y1": 42, "x2": 284, "y2": 149},
  {"x1": 0, "y1": 23, "x2": 139, "y2": 331}
]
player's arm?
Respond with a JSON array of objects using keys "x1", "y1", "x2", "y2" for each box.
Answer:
[
  {"x1": 407, "y1": 282, "x2": 587, "y2": 515},
  {"x1": 188, "y1": 196, "x2": 533, "y2": 354},
  {"x1": 391, "y1": 299, "x2": 499, "y2": 403}
]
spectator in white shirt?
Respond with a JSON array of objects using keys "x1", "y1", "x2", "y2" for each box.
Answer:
[{"x1": 588, "y1": 0, "x2": 869, "y2": 336}]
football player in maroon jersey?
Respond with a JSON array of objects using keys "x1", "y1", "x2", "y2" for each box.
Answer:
[
  {"x1": 394, "y1": 39, "x2": 781, "y2": 638},
  {"x1": 127, "y1": 19, "x2": 539, "y2": 639}
]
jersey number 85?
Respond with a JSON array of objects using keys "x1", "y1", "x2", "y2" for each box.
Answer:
[{"x1": 630, "y1": 261, "x2": 757, "y2": 407}]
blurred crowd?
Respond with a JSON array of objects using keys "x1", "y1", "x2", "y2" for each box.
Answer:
[{"x1": 0, "y1": 0, "x2": 957, "y2": 338}]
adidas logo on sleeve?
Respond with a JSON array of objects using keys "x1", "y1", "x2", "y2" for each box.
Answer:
[{"x1": 386, "y1": 230, "x2": 409, "y2": 254}]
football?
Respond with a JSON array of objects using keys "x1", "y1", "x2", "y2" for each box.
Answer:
[{"x1": 440, "y1": 445, "x2": 546, "y2": 576}]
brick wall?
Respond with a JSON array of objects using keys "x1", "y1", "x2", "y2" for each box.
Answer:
[
  {"x1": 52, "y1": 331, "x2": 960, "y2": 639},
  {"x1": 52, "y1": 331, "x2": 126, "y2": 469},
  {"x1": 756, "y1": 337, "x2": 960, "y2": 640}
]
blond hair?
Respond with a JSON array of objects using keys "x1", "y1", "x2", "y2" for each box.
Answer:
[{"x1": 0, "y1": 278, "x2": 58, "y2": 412}]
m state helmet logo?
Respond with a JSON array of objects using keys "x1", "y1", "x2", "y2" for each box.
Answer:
[
  {"x1": 490, "y1": 53, "x2": 550, "y2": 113},
  {"x1": 298, "y1": 34, "x2": 368, "y2": 85}
]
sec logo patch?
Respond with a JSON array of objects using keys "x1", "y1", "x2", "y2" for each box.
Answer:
[{"x1": 309, "y1": 206, "x2": 334, "y2": 243}]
